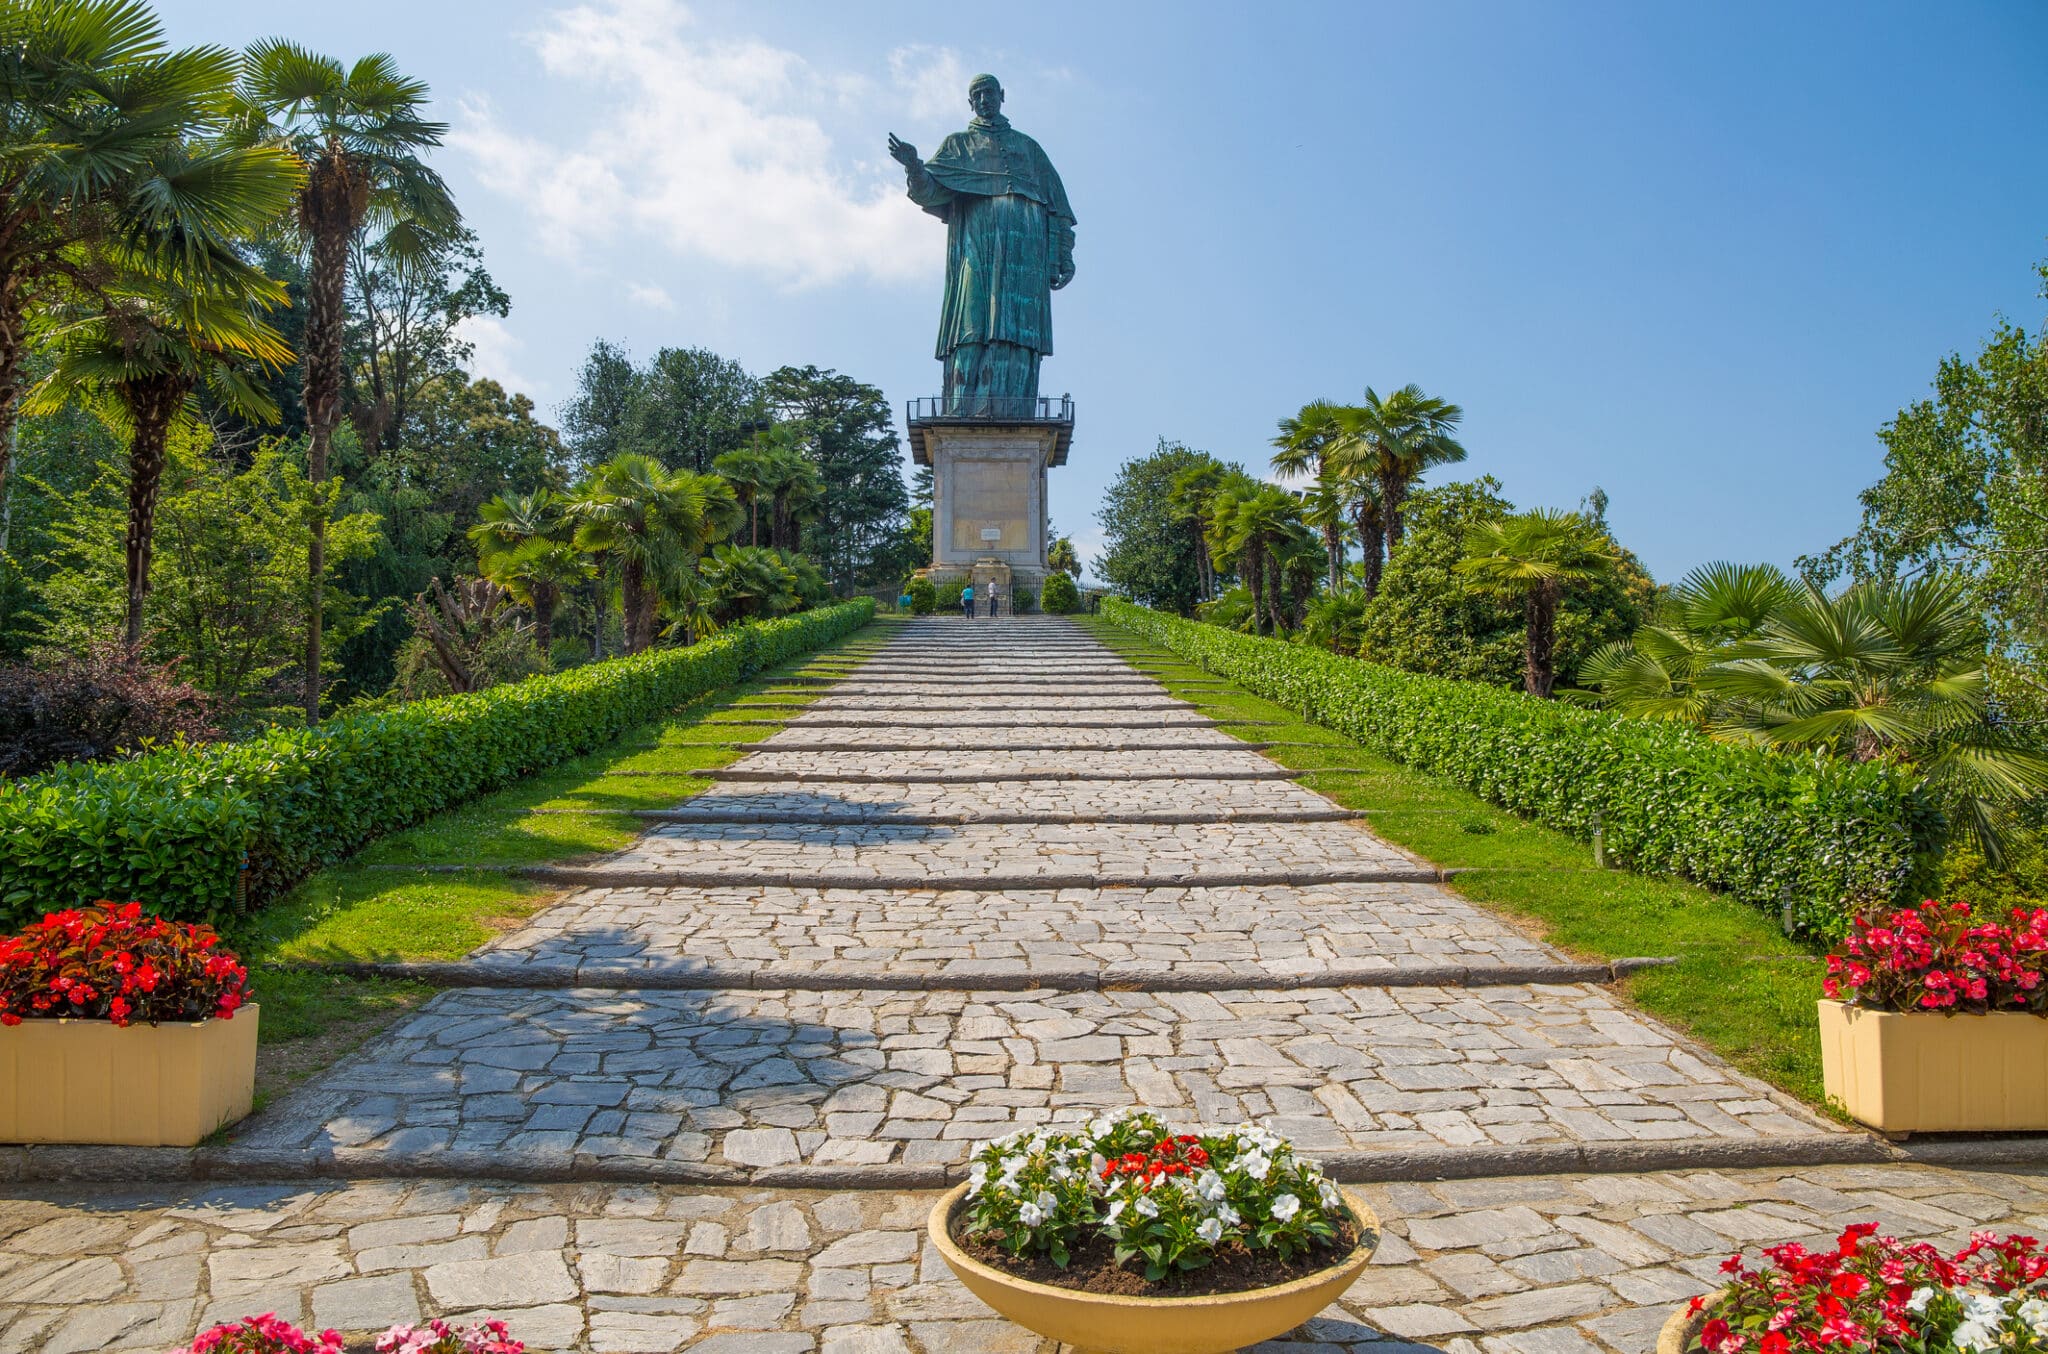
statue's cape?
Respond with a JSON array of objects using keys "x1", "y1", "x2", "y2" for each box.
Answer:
[{"x1": 922, "y1": 119, "x2": 1075, "y2": 225}]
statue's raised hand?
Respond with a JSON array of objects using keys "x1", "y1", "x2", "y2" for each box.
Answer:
[{"x1": 887, "y1": 133, "x2": 920, "y2": 168}]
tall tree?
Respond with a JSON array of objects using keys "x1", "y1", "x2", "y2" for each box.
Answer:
[
  {"x1": 236, "y1": 42, "x2": 455, "y2": 723},
  {"x1": 628, "y1": 346, "x2": 761, "y2": 475},
  {"x1": 560, "y1": 338, "x2": 637, "y2": 479},
  {"x1": 1457, "y1": 509, "x2": 1619, "y2": 698},
  {"x1": 1097, "y1": 440, "x2": 1233, "y2": 614},
  {"x1": 765, "y1": 366, "x2": 904, "y2": 592},
  {"x1": 347, "y1": 220, "x2": 506, "y2": 451},
  {"x1": 0, "y1": 1, "x2": 258, "y2": 543},
  {"x1": 566, "y1": 455, "x2": 737, "y2": 653}
]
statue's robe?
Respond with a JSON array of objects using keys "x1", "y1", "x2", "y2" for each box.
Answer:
[{"x1": 905, "y1": 115, "x2": 1075, "y2": 404}]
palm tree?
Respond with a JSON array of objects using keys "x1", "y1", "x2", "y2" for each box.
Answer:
[
  {"x1": 1297, "y1": 472, "x2": 1354, "y2": 594},
  {"x1": 1271, "y1": 399, "x2": 1348, "y2": 591},
  {"x1": 700, "y1": 543, "x2": 799, "y2": 622},
  {"x1": 1573, "y1": 562, "x2": 1798, "y2": 726},
  {"x1": 0, "y1": 2, "x2": 271, "y2": 542},
  {"x1": 1703, "y1": 575, "x2": 2048, "y2": 861},
  {"x1": 27, "y1": 140, "x2": 299, "y2": 650},
  {"x1": 1207, "y1": 477, "x2": 1306, "y2": 636},
  {"x1": 712, "y1": 446, "x2": 772, "y2": 546},
  {"x1": 1456, "y1": 509, "x2": 1618, "y2": 697},
  {"x1": 1170, "y1": 460, "x2": 1229, "y2": 602},
  {"x1": 1047, "y1": 536, "x2": 1081, "y2": 578},
  {"x1": 236, "y1": 42, "x2": 455, "y2": 722},
  {"x1": 1337, "y1": 384, "x2": 1467, "y2": 562},
  {"x1": 758, "y1": 441, "x2": 822, "y2": 552},
  {"x1": 566, "y1": 456, "x2": 738, "y2": 653}
]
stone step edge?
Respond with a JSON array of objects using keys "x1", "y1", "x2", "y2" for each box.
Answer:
[
  {"x1": 720, "y1": 741, "x2": 1277, "y2": 753},
  {"x1": 708, "y1": 768, "x2": 1305, "y2": 783},
  {"x1": 265, "y1": 956, "x2": 1678, "y2": 993},
  {"x1": 24, "y1": 1133, "x2": 2039, "y2": 1189},
  {"x1": 498, "y1": 865, "x2": 1450, "y2": 889},
  {"x1": 699, "y1": 718, "x2": 1286, "y2": 729},
  {"x1": 525, "y1": 808, "x2": 1369, "y2": 826}
]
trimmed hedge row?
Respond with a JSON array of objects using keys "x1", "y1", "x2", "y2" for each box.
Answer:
[
  {"x1": 0, "y1": 600, "x2": 874, "y2": 926},
  {"x1": 1102, "y1": 600, "x2": 1937, "y2": 936}
]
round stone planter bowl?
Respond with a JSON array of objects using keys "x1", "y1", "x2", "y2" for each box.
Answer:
[
  {"x1": 1657, "y1": 1289, "x2": 1719, "y2": 1354},
  {"x1": 927, "y1": 1181, "x2": 1381, "y2": 1354}
]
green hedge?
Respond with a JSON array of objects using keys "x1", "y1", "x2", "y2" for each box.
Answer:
[
  {"x1": 0, "y1": 600, "x2": 874, "y2": 926},
  {"x1": 1102, "y1": 600, "x2": 1936, "y2": 935}
]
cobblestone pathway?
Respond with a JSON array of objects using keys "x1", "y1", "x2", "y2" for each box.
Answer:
[{"x1": 0, "y1": 618, "x2": 1925, "y2": 1351}]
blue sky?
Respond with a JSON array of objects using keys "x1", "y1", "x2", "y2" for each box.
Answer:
[{"x1": 158, "y1": 0, "x2": 2048, "y2": 583}]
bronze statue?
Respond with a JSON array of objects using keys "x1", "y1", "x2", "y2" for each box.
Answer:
[{"x1": 890, "y1": 74, "x2": 1075, "y2": 414}]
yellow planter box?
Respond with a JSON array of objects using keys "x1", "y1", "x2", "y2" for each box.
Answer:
[
  {"x1": 927, "y1": 1181, "x2": 1380, "y2": 1354},
  {"x1": 0, "y1": 1005, "x2": 257, "y2": 1147},
  {"x1": 1818, "y1": 998, "x2": 2048, "y2": 1133}
]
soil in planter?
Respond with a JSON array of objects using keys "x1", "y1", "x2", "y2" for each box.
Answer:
[{"x1": 951, "y1": 1213, "x2": 1366, "y2": 1297}]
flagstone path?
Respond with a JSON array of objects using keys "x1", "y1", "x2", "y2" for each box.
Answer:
[{"x1": 0, "y1": 617, "x2": 1935, "y2": 1352}]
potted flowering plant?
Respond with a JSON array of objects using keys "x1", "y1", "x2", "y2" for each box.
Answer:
[
  {"x1": 1818, "y1": 902, "x2": 2048, "y2": 1133},
  {"x1": 175, "y1": 1314, "x2": 343, "y2": 1354},
  {"x1": 0, "y1": 902, "x2": 257, "y2": 1146},
  {"x1": 927, "y1": 1111, "x2": 1378, "y2": 1354},
  {"x1": 1661, "y1": 1223, "x2": 2048, "y2": 1354}
]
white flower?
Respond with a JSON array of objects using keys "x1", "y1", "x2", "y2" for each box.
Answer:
[
  {"x1": 1197, "y1": 1217, "x2": 1223, "y2": 1244},
  {"x1": 1090, "y1": 1153, "x2": 1106, "y2": 1176},
  {"x1": 1196, "y1": 1170, "x2": 1225, "y2": 1202},
  {"x1": 1035, "y1": 1190, "x2": 1058, "y2": 1214},
  {"x1": 1217, "y1": 1203, "x2": 1241, "y2": 1227},
  {"x1": 1241, "y1": 1152, "x2": 1271, "y2": 1181},
  {"x1": 1905, "y1": 1287, "x2": 1935, "y2": 1314},
  {"x1": 1018, "y1": 1202, "x2": 1044, "y2": 1227},
  {"x1": 1271, "y1": 1193, "x2": 1301, "y2": 1222},
  {"x1": 1136, "y1": 1195, "x2": 1159, "y2": 1218},
  {"x1": 1106, "y1": 1200, "x2": 1127, "y2": 1224},
  {"x1": 1089, "y1": 1117, "x2": 1112, "y2": 1137},
  {"x1": 1952, "y1": 1319, "x2": 1997, "y2": 1354},
  {"x1": 2018, "y1": 1297, "x2": 2048, "y2": 1335},
  {"x1": 969, "y1": 1159, "x2": 988, "y2": 1179},
  {"x1": 1318, "y1": 1181, "x2": 1340, "y2": 1209}
]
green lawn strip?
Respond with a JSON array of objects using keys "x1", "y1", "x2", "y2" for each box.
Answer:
[
  {"x1": 1080, "y1": 617, "x2": 1835, "y2": 1110},
  {"x1": 223, "y1": 618, "x2": 889, "y2": 1103}
]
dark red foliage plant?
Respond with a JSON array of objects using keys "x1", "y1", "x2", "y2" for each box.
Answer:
[
  {"x1": 0, "y1": 641, "x2": 220, "y2": 779},
  {"x1": 0, "y1": 902, "x2": 249, "y2": 1027}
]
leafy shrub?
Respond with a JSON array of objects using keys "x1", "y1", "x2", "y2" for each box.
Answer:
[
  {"x1": 0, "y1": 601, "x2": 873, "y2": 926},
  {"x1": 1041, "y1": 573, "x2": 1080, "y2": 614},
  {"x1": 0, "y1": 643, "x2": 220, "y2": 778},
  {"x1": 1012, "y1": 583, "x2": 1038, "y2": 614},
  {"x1": 905, "y1": 576, "x2": 937, "y2": 615},
  {"x1": 1103, "y1": 600, "x2": 1936, "y2": 935},
  {"x1": 936, "y1": 580, "x2": 966, "y2": 613},
  {"x1": 0, "y1": 901, "x2": 249, "y2": 1027}
]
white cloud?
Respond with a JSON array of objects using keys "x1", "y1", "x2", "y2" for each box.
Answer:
[
  {"x1": 889, "y1": 44, "x2": 969, "y2": 122},
  {"x1": 626, "y1": 281, "x2": 676, "y2": 311},
  {"x1": 451, "y1": 0, "x2": 951, "y2": 289},
  {"x1": 457, "y1": 315, "x2": 543, "y2": 396}
]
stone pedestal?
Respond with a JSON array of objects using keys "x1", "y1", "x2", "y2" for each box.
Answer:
[{"x1": 910, "y1": 419, "x2": 1070, "y2": 595}]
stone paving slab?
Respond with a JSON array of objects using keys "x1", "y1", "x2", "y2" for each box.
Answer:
[
  {"x1": 469, "y1": 882, "x2": 1566, "y2": 980},
  {"x1": 5, "y1": 1163, "x2": 2042, "y2": 1354},
  {"x1": 751, "y1": 725, "x2": 1255, "y2": 749},
  {"x1": 234, "y1": 985, "x2": 1836, "y2": 1173},
  {"x1": 606, "y1": 820, "x2": 1426, "y2": 882}
]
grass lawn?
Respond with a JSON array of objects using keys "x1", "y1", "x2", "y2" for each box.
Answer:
[
  {"x1": 225, "y1": 616, "x2": 897, "y2": 1105},
  {"x1": 1078, "y1": 616, "x2": 1839, "y2": 1113}
]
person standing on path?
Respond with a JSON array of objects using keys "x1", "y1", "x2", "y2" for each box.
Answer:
[
  {"x1": 987, "y1": 586, "x2": 1000, "y2": 618},
  {"x1": 961, "y1": 583, "x2": 975, "y2": 619}
]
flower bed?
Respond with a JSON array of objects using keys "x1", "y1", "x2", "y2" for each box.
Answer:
[
  {"x1": 0, "y1": 598, "x2": 874, "y2": 927},
  {"x1": 1674, "y1": 1223, "x2": 2048, "y2": 1354},
  {"x1": 954, "y1": 1113, "x2": 1359, "y2": 1295},
  {"x1": 1099, "y1": 599, "x2": 1934, "y2": 935},
  {"x1": 174, "y1": 1314, "x2": 523, "y2": 1354}
]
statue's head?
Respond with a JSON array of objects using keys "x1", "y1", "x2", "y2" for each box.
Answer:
[{"x1": 968, "y1": 74, "x2": 1003, "y2": 120}]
